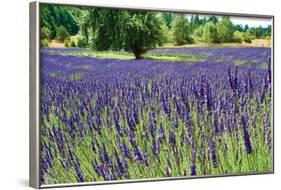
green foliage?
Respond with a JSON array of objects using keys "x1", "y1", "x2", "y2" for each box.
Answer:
[
  {"x1": 194, "y1": 22, "x2": 219, "y2": 43},
  {"x1": 64, "y1": 38, "x2": 71, "y2": 47},
  {"x1": 41, "y1": 27, "x2": 51, "y2": 40},
  {"x1": 56, "y1": 25, "x2": 70, "y2": 42},
  {"x1": 255, "y1": 26, "x2": 263, "y2": 39},
  {"x1": 243, "y1": 30, "x2": 252, "y2": 43},
  {"x1": 89, "y1": 9, "x2": 122, "y2": 51},
  {"x1": 77, "y1": 36, "x2": 88, "y2": 48},
  {"x1": 232, "y1": 31, "x2": 244, "y2": 43},
  {"x1": 41, "y1": 39, "x2": 49, "y2": 47},
  {"x1": 244, "y1": 37, "x2": 252, "y2": 43},
  {"x1": 63, "y1": 38, "x2": 76, "y2": 47},
  {"x1": 202, "y1": 21, "x2": 219, "y2": 43},
  {"x1": 122, "y1": 11, "x2": 164, "y2": 59},
  {"x1": 70, "y1": 40, "x2": 76, "y2": 47},
  {"x1": 193, "y1": 25, "x2": 204, "y2": 42},
  {"x1": 266, "y1": 25, "x2": 272, "y2": 37},
  {"x1": 159, "y1": 18, "x2": 172, "y2": 43},
  {"x1": 171, "y1": 15, "x2": 193, "y2": 45},
  {"x1": 244, "y1": 25, "x2": 271, "y2": 40},
  {"x1": 244, "y1": 24, "x2": 249, "y2": 32},
  {"x1": 40, "y1": 4, "x2": 272, "y2": 49},
  {"x1": 40, "y1": 4, "x2": 79, "y2": 39},
  {"x1": 88, "y1": 9, "x2": 164, "y2": 59},
  {"x1": 217, "y1": 16, "x2": 234, "y2": 42},
  {"x1": 190, "y1": 15, "x2": 204, "y2": 31},
  {"x1": 233, "y1": 24, "x2": 244, "y2": 32},
  {"x1": 75, "y1": 9, "x2": 94, "y2": 45},
  {"x1": 207, "y1": 16, "x2": 218, "y2": 24},
  {"x1": 162, "y1": 12, "x2": 173, "y2": 28}
]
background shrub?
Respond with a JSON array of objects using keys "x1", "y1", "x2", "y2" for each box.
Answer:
[
  {"x1": 232, "y1": 31, "x2": 244, "y2": 43},
  {"x1": 64, "y1": 38, "x2": 71, "y2": 47},
  {"x1": 77, "y1": 37, "x2": 88, "y2": 48},
  {"x1": 56, "y1": 25, "x2": 70, "y2": 42},
  {"x1": 40, "y1": 39, "x2": 49, "y2": 47},
  {"x1": 41, "y1": 27, "x2": 51, "y2": 41},
  {"x1": 70, "y1": 40, "x2": 76, "y2": 47}
]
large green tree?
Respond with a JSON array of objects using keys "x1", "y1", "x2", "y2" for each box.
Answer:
[{"x1": 87, "y1": 9, "x2": 164, "y2": 59}]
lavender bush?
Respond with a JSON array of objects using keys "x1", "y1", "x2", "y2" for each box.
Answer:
[{"x1": 40, "y1": 47, "x2": 272, "y2": 184}]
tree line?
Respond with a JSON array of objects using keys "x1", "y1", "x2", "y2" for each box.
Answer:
[{"x1": 40, "y1": 5, "x2": 272, "y2": 59}]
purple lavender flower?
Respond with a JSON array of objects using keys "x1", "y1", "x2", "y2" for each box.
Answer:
[
  {"x1": 142, "y1": 123, "x2": 149, "y2": 139},
  {"x1": 132, "y1": 102, "x2": 139, "y2": 124},
  {"x1": 40, "y1": 46, "x2": 272, "y2": 183},
  {"x1": 74, "y1": 161, "x2": 85, "y2": 182},
  {"x1": 122, "y1": 140, "x2": 132, "y2": 159},
  {"x1": 134, "y1": 146, "x2": 144, "y2": 163},
  {"x1": 268, "y1": 56, "x2": 271, "y2": 84},
  {"x1": 151, "y1": 137, "x2": 160, "y2": 155},
  {"x1": 213, "y1": 112, "x2": 219, "y2": 134},
  {"x1": 101, "y1": 163, "x2": 111, "y2": 181},
  {"x1": 173, "y1": 116, "x2": 179, "y2": 129},
  {"x1": 102, "y1": 142, "x2": 110, "y2": 163},
  {"x1": 190, "y1": 164, "x2": 197, "y2": 176},
  {"x1": 206, "y1": 82, "x2": 213, "y2": 112},
  {"x1": 91, "y1": 158, "x2": 101, "y2": 176},
  {"x1": 168, "y1": 130, "x2": 176, "y2": 148},
  {"x1": 190, "y1": 150, "x2": 197, "y2": 176},
  {"x1": 209, "y1": 139, "x2": 218, "y2": 168},
  {"x1": 158, "y1": 122, "x2": 165, "y2": 143},
  {"x1": 129, "y1": 131, "x2": 137, "y2": 148},
  {"x1": 241, "y1": 113, "x2": 253, "y2": 154}
]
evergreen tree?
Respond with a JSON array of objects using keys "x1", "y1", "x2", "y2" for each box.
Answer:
[{"x1": 162, "y1": 12, "x2": 173, "y2": 28}]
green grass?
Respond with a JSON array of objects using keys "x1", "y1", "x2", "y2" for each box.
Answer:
[
  {"x1": 260, "y1": 62, "x2": 268, "y2": 69},
  {"x1": 57, "y1": 49, "x2": 210, "y2": 63},
  {"x1": 71, "y1": 73, "x2": 84, "y2": 80},
  {"x1": 60, "y1": 50, "x2": 135, "y2": 60},
  {"x1": 144, "y1": 53, "x2": 210, "y2": 63},
  {"x1": 234, "y1": 60, "x2": 252, "y2": 65},
  {"x1": 50, "y1": 71, "x2": 60, "y2": 78}
]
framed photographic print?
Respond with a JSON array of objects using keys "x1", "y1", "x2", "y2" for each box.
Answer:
[{"x1": 29, "y1": 1, "x2": 274, "y2": 188}]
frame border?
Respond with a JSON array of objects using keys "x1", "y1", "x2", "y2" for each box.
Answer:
[
  {"x1": 30, "y1": 1, "x2": 40, "y2": 189},
  {"x1": 29, "y1": 1, "x2": 274, "y2": 189}
]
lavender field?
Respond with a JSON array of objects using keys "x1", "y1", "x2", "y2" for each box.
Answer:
[{"x1": 40, "y1": 47, "x2": 272, "y2": 184}]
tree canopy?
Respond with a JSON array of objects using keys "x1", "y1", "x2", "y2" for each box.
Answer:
[{"x1": 85, "y1": 9, "x2": 164, "y2": 59}]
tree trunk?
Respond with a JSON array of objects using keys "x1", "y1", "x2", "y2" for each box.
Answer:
[{"x1": 132, "y1": 48, "x2": 143, "y2": 60}]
